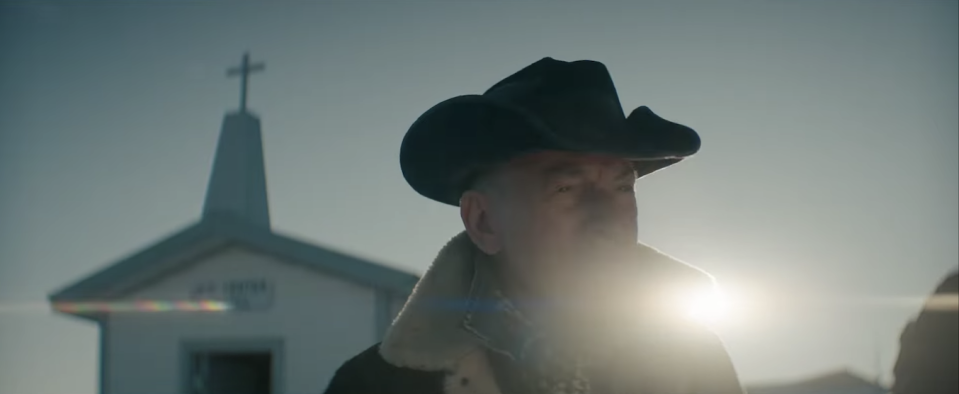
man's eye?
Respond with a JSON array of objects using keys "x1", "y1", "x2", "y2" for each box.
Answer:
[
  {"x1": 556, "y1": 185, "x2": 573, "y2": 193},
  {"x1": 617, "y1": 184, "x2": 634, "y2": 192}
]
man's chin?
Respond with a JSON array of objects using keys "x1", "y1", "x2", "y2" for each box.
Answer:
[{"x1": 574, "y1": 236, "x2": 634, "y2": 259}]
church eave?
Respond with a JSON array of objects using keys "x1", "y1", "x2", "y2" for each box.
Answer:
[
  {"x1": 49, "y1": 216, "x2": 420, "y2": 309},
  {"x1": 48, "y1": 221, "x2": 215, "y2": 303}
]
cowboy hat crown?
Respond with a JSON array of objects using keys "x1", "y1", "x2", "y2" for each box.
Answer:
[{"x1": 400, "y1": 57, "x2": 701, "y2": 206}]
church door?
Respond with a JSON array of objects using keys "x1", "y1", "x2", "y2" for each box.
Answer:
[{"x1": 185, "y1": 340, "x2": 281, "y2": 394}]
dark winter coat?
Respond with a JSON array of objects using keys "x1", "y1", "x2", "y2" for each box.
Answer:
[{"x1": 325, "y1": 232, "x2": 745, "y2": 394}]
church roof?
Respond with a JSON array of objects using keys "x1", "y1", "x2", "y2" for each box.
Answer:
[{"x1": 49, "y1": 214, "x2": 420, "y2": 306}]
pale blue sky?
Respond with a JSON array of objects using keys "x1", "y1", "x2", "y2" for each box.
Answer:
[{"x1": 1, "y1": 1, "x2": 956, "y2": 393}]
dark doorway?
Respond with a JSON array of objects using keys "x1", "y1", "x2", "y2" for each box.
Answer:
[{"x1": 188, "y1": 351, "x2": 273, "y2": 394}]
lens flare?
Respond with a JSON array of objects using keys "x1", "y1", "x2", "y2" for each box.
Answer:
[
  {"x1": 51, "y1": 300, "x2": 231, "y2": 314},
  {"x1": 678, "y1": 286, "x2": 731, "y2": 326}
]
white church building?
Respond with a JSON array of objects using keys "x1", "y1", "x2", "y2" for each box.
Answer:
[{"x1": 49, "y1": 53, "x2": 420, "y2": 394}]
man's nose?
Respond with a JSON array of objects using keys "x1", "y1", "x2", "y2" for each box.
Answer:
[
  {"x1": 578, "y1": 186, "x2": 625, "y2": 230},
  {"x1": 580, "y1": 184, "x2": 619, "y2": 212}
]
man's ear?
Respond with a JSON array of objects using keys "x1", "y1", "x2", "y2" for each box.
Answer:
[{"x1": 460, "y1": 190, "x2": 503, "y2": 255}]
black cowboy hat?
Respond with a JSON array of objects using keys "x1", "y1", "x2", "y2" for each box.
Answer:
[{"x1": 400, "y1": 57, "x2": 701, "y2": 206}]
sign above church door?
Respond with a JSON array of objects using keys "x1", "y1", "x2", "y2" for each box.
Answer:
[{"x1": 189, "y1": 278, "x2": 274, "y2": 311}]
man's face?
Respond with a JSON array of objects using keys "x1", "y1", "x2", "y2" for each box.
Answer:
[{"x1": 481, "y1": 150, "x2": 639, "y2": 300}]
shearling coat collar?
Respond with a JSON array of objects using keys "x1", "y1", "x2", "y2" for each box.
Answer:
[
  {"x1": 380, "y1": 232, "x2": 488, "y2": 371},
  {"x1": 378, "y1": 232, "x2": 743, "y2": 394}
]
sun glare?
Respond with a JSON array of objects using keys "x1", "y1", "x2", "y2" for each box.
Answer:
[{"x1": 679, "y1": 285, "x2": 733, "y2": 327}]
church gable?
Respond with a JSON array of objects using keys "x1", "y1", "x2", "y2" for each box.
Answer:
[
  {"x1": 103, "y1": 245, "x2": 387, "y2": 394},
  {"x1": 50, "y1": 216, "x2": 419, "y2": 313},
  {"x1": 128, "y1": 245, "x2": 370, "y2": 313}
]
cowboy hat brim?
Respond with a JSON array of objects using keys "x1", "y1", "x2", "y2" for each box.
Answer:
[{"x1": 400, "y1": 94, "x2": 700, "y2": 206}]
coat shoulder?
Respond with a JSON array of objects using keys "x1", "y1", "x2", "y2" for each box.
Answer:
[
  {"x1": 635, "y1": 243, "x2": 717, "y2": 291},
  {"x1": 324, "y1": 343, "x2": 447, "y2": 394}
]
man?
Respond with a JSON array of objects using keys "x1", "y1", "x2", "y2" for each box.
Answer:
[
  {"x1": 892, "y1": 271, "x2": 958, "y2": 394},
  {"x1": 325, "y1": 57, "x2": 744, "y2": 394}
]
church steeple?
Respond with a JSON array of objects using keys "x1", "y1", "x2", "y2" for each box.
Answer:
[{"x1": 202, "y1": 52, "x2": 270, "y2": 227}]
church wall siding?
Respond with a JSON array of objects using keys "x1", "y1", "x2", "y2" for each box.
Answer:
[
  {"x1": 98, "y1": 317, "x2": 109, "y2": 394},
  {"x1": 389, "y1": 295, "x2": 407, "y2": 323},
  {"x1": 374, "y1": 289, "x2": 390, "y2": 341},
  {"x1": 106, "y1": 246, "x2": 377, "y2": 394},
  {"x1": 375, "y1": 292, "x2": 409, "y2": 339}
]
